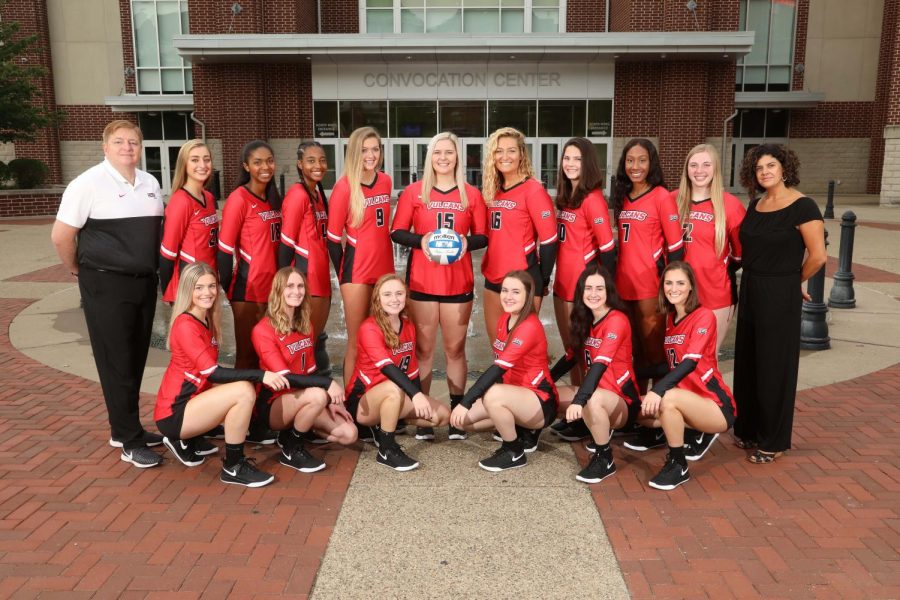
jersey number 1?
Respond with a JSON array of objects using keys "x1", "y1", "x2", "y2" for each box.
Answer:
[
  {"x1": 437, "y1": 212, "x2": 455, "y2": 230},
  {"x1": 399, "y1": 355, "x2": 411, "y2": 372},
  {"x1": 270, "y1": 222, "x2": 281, "y2": 243}
]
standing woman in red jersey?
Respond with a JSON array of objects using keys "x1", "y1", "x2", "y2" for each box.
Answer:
[
  {"x1": 673, "y1": 144, "x2": 746, "y2": 353},
  {"x1": 638, "y1": 262, "x2": 736, "y2": 491},
  {"x1": 391, "y1": 131, "x2": 487, "y2": 441},
  {"x1": 451, "y1": 271, "x2": 558, "y2": 472},
  {"x1": 480, "y1": 127, "x2": 558, "y2": 338},
  {"x1": 279, "y1": 141, "x2": 334, "y2": 375},
  {"x1": 611, "y1": 138, "x2": 684, "y2": 389},
  {"x1": 326, "y1": 127, "x2": 395, "y2": 386},
  {"x1": 159, "y1": 140, "x2": 219, "y2": 303},
  {"x1": 217, "y1": 140, "x2": 282, "y2": 370}
]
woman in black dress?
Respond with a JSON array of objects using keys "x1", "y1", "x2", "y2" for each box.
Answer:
[{"x1": 732, "y1": 144, "x2": 826, "y2": 464}]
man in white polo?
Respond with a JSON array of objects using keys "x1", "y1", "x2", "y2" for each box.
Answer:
[{"x1": 51, "y1": 120, "x2": 165, "y2": 468}]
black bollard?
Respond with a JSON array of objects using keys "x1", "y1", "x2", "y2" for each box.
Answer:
[
  {"x1": 801, "y1": 229, "x2": 830, "y2": 350},
  {"x1": 823, "y1": 180, "x2": 835, "y2": 219},
  {"x1": 828, "y1": 211, "x2": 857, "y2": 308}
]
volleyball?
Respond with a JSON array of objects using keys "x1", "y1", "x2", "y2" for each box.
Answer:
[{"x1": 427, "y1": 229, "x2": 463, "y2": 265}]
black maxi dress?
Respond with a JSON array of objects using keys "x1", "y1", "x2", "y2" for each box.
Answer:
[{"x1": 732, "y1": 196, "x2": 823, "y2": 452}]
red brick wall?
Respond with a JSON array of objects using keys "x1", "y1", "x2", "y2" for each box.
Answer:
[
  {"x1": 613, "y1": 62, "x2": 662, "y2": 136},
  {"x1": 706, "y1": 62, "x2": 738, "y2": 138},
  {"x1": 792, "y1": 0, "x2": 809, "y2": 90},
  {"x1": 0, "y1": 191, "x2": 63, "y2": 218},
  {"x1": 791, "y1": 102, "x2": 874, "y2": 138},
  {"x1": 658, "y1": 62, "x2": 710, "y2": 183},
  {"x1": 57, "y1": 107, "x2": 138, "y2": 142},
  {"x1": 609, "y1": 0, "x2": 738, "y2": 32},
  {"x1": 118, "y1": 0, "x2": 136, "y2": 93},
  {"x1": 1, "y1": 0, "x2": 62, "y2": 184},
  {"x1": 266, "y1": 64, "x2": 314, "y2": 138},
  {"x1": 608, "y1": 0, "x2": 630, "y2": 31},
  {"x1": 867, "y1": 0, "x2": 899, "y2": 193},
  {"x1": 567, "y1": 0, "x2": 606, "y2": 32},
  {"x1": 322, "y1": 0, "x2": 358, "y2": 33}
]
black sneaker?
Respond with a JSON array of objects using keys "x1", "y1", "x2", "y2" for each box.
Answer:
[
  {"x1": 194, "y1": 438, "x2": 219, "y2": 456},
  {"x1": 376, "y1": 444, "x2": 419, "y2": 472},
  {"x1": 203, "y1": 425, "x2": 226, "y2": 439},
  {"x1": 519, "y1": 428, "x2": 540, "y2": 453},
  {"x1": 491, "y1": 430, "x2": 503, "y2": 442},
  {"x1": 576, "y1": 450, "x2": 616, "y2": 484},
  {"x1": 623, "y1": 427, "x2": 667, "y2": 451},
  {"x1": 585, "y1": 431, "x2": 614, "y2": 453},
  {"x1": 550, "y1": 419, "x2": 591, "y2": 442},
  {"x1": 395, "y1": 419, "x2": 408, "y2": 435},
  {"x1": 279, "y1": 446, "x2": 326, "y2": 473},
  {"x1": 109, "y1": 431, "x2": 164, "y2": 448},
  {"x1": 163, "y1": 436, "x2": 204, "y2": 467},
  {"x1": 648, "y1": 455, "x2": 690, "y2": 491},
  {"x1": 358, "y1": 424, "x2": 377, "y2": 444},
  {"x1": 120, "y1": 446, "x2": 163, "y2": 468},
  {"x1": 478, "y1": 445, "x2": 527, "y2": 472},
  {"x1": 276, "y1": 429, "x2": 291, "y2": 449},
  {"x1": 308, "y1": 430, "x2": 330, "y2": 445},
  {"x1": 685, "y1": 432, "x2": 719, "y2": 462},
  {"x1": 220, "y1": 457, "x2": 275, "y2": 488},
  {"x1": 611, "y1": 421, "x2": 640, "y2": 437},
  {"x1": 415, "y1": 427, "x2": 435, "y2": 441},
  {"x1": 447, "y1": 426, "x2": 468, "y2": 441},
  {"x1": 550, "y1": 419, "x2": 568, "y2": 433},
  {"x1": 246, "y1": 425, "x2": 277, "y2": 445}
]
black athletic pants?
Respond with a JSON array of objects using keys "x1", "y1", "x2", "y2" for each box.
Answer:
[{"x1": 79, "y1": 268, "x2": 157, "y2": 451}]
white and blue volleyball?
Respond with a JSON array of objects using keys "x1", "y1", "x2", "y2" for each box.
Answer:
[{"x1": 427, "y1": 228, "x2": 463, "y2": 265}]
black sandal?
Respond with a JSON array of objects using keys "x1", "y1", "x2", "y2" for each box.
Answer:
[{"x1": 747, "y1": 450, "x2": 783, "y2": 464}]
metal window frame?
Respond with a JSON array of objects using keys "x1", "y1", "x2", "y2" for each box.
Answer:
[
  {"x1": 131, "y1": 0, "x2": 193, "y2": 94},
  {"x1": 359, "y1": 0, "x2": 565, "y2": 34},
  {"x1": 736, "y1": 0, "x2": 798, "y2": 92}
]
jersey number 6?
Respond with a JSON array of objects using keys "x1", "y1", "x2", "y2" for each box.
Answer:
[{"x1": 491, "y1": 211, "x2": 502, "y2": 230}]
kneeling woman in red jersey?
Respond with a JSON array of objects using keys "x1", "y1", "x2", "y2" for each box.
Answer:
[
  {"x1": 252, "y1": 267, "x2": 355, "y2": 474},
  {"x1": 639, "y1": 261, "x2": 736, "y2": 491},
  {"x1": 155, "y1": 262, "x2": 289, "y2": 488},
  {"x1": 451, "y1": 270, "x2": 558, "y2": 472},
  {"x1": 551, "y1": 265, "x2": 641, "y2": 484},
  {"x1": 345, "y1": 274, "x2": 450, "y2": 471}
]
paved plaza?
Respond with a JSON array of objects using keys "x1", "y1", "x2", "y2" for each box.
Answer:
[{"x1": 0, "y1": 199, "x2": 898, "y2": 598}]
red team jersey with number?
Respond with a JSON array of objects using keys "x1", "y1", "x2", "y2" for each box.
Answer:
[
  {"x1": 252, "y1": 317, "x2": 317, "y2": 402},
  {"x1": 554, "y1": 189, "x2": 616, "y2": 301},
  {"x1": 326, "y1": 173, "x2": 395, "y2": 285},
  {"x1": 218, "y1": 186, "x2": 281, "y2": 303},
  {"x1": 159, "y1": 188, "x2": 219, "y2": 302},
  {"x1": 349, "y1": 316, "x2": 419, "y2": 393},
  {"x1": 392, "y1": 181, "x2": 487, "y2": 296},
  {"x1": 281, "y1": 183, "x2": 331, "y2": 297},
  {"x1": 565, "y1": 309, "x2": 637, "y2": 400},
  {"x1": 493, "y1": 313, "x2": 558, "y2": 405},
  {"x1": 672, "y1": 191, "x2": 746, "y2": 310},
  {"x1": 664, "y1": 307, "x2": 736, "y2": 411},
  {"x1": 155, "y1": 313, "x2": 219, "y2": 421},
  {"x1": 482, "y1": 178, "x2": 558, "y2": 284},
  {"x1": 615, "y1": 186, "x2": 684, "y2": 300}
]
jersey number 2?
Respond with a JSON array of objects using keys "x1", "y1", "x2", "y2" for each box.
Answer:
[
  {"x1": 682, "y1": 223, "x2": 694, "y2": 243},
  {"x1": 666, "y1": 348, "x2": 679, "y2": 370}
]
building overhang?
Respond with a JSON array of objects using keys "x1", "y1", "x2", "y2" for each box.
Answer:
[
  {"x1": 104, "y1": 94, "x2": 195, "y2": 112},
  {"x1": 734, "y1": 91, "x2": 825, "y2": 108},
  {"x1": 173, "y1": 31, "x2": 754, "y2": 64}
]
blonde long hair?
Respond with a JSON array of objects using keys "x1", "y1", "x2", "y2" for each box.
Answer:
[
  {"x1": 676, "y1": 144, "x2": 726, "y2": 256},
  {"x1": 482, "y1": 127, "x2": 535, "y2": 205},
  {"x1": 370, "y1": 273, "x2": 408, "y2": 350},
  {"x1": 169, "y1": 262, "x2": 221, "y2": 349},
  {"x1": 421, "y1": 131, "x2": 468, "y2": 209},
  {"x1": 343, "y1": 127, "x2": 383, "y2": 228},
  {"x1": 171, "y1": 140, "x2": 211, "y2": 194},
  {"x1": 266, "y1": 267, "x2": 312, "y2": 336}
]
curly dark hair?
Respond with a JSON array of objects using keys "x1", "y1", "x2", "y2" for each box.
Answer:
[
  {"x1": 611, "y1": 138, "x2": 666, "y2": 225},
  {"x1": 739, "y1": 143, "x2": 801, "y2": 196}
]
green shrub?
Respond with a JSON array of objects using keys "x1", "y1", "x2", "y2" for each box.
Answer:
[
  {"x1": 0, "y1": 161, "x2": 9, "y2": 186},
  {"x1": 8, "y1": 158, "x2": 49, "y2": 189}
]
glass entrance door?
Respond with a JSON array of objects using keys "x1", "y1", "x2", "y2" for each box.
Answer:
[
  {"x1": 460, "y1": 138, "x2": 485, "y2": 188},
  {"x1": 388, "y1": 139, "x2": 430, "y2": 194},
  {"x1": 729, "y1": 137, "x2": 787, "y2": 192},
  {"x1": 142, "y1": 141, "x2": 182, "y2": 198}
]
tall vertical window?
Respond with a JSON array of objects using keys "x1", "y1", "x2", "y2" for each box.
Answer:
[
  {"x1": 132, "y1": 0, "x2": 192, "y2": 94},
  {"x1": 363, "y1": 0, "x2": 562, "y2": 34},
  {"x1": 736, "y1": 0, "x2": 795, "y2": 92}
]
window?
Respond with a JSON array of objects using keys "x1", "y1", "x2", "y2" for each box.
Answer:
[
  {"x1": 538, "y1": 100, "x2": 586, "y2": 137},
  {"x1": 363, "y1": 0, "x2": 562, "y2": 34},
  {"x1": 488, "y1": 100, "x2": 536, "y2": 136},
  {"x1": 736, "y1": 0, "x2": 796, "y2": 92},
  {"x1": 736, "y1": 108, "x2": 790, "y2": 138},
  {"x1": 390, "y1": 101, "x2": 438, "y2": 137},
  {"x1": 339, "y1": 101, "x2": 388, "y2": 137},
  {"x1": 132, "y1": 0, "x2": 192, "y2": 94}
]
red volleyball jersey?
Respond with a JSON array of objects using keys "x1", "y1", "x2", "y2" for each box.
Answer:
[
  {"x1": 493, "y1": 312, "x2": 557, "y2": 405},
  {"x1": 155, "y1": 313, "x2": 219, "y2": 421},
  {"x1": 159, "y1": 188, "x2": 219, "y2": 303},
  {"x1": 252, "y1": 317, "x2": 317, "y2": 402},
  {"x1": 392, "y1": 181, "x2": 487, "y2": 296},
  {"x1": 349, "y1": 316, "x2": 419, "y2": 393},
  {"x1": 664, "y1": 307, "x2": 735, "y2": 411},
  {"x1": 675, "y1": 191, "x2": 746, "y2": 310},
  {"x1": 565, "y1": 309, "x2": 637, "y2": 401},
  {"x1": 553, "y1": 189, "x2": 616, "y2": 301},
  {"x1": 281, "y1": 183, "x2": 331, "y2": 297},
  {"x1": 326, "y1": 173, "x2": 395, "y2": 285},
  {"x1": 218, "y1": 186, "x2": 281, "y2": 303},
  {"x1": 615, "y1": 186, "x2": 684, "y2": 300},
  {"x1": 482, "y1": 178, "x2": 558, "y2": 284}
]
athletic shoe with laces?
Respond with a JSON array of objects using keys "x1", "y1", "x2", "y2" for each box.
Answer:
[
  {"x1": 246, "y1": 424, "x2": 277, "y2": 445},
  {"x1": 550, "y1": 419, "x2": 591, "y2": 442},
  {"x1": 109, "y1": 430, "x2": 164, "y2": 448},
  {"x1": 519, "y1": 427, "x2": 540, "y2": 453},
  {"x1": 203, "y1": 425, "x2": 226, "y2": 439},
  {"x1": 447, "y1": 426, "x2": 468, "y2": 441},
  {"x1": 576, "y1": 449, "x2": 617, "y2": 484},
  {"x1": 648, "y1": 455, "x2": 690, "y2": 491},
  {"x1": 279, "y1": 445, "x2": 326, "y2": 473},
  {"x1": 623, "y1": 427, "x2": 667, "y2": 451},
  {"x1": 478, "y1": 445, "x2": 527, "y2": 472},
  {"x1": 120, "y1": 446, "x2": 163, "y2": 468},
  {"x1": 415, "y1": 427, "x2": 435, "y2": 441},
  {"x1": 163, "y1": 436, "x2": 204, "y2": 467},
  {"x1": 194, "y1": 437, "x2": 219, "y2": 456},
  {"x1": 685, "y1": 432, "x2": 719, "y2": 462},
  {"x1": 220, "y1": 457, "x2": 275, "y2": 487},
  {"x1": 376, "y1": 444, "x2": 419, "y2": 472}
]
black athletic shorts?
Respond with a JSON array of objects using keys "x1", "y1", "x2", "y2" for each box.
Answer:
[
  {"x1": 156, "y1": 403, "x2": 186, "y2": 441},
  {"x1": 345, "y1": 379, "x2": 366, "y2": 421},
  {"x1": 621, "y1": 379, "x2": 642, "y2": 429},
  {"x1": 707, "y1": 379, "x2": 736, "y2": 429},
  {"x1": 409, "y1": 290, "x2": 474, "y2": 303},
  {"x1": 536, "y1": 379, "x2": 557, "y2": 429}
]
